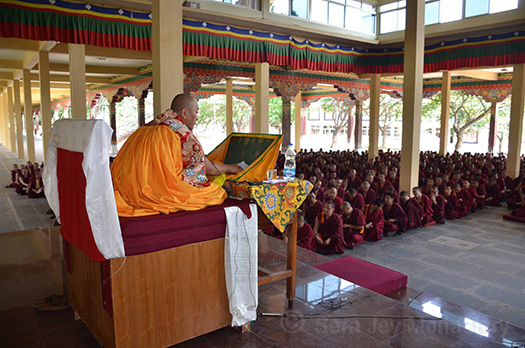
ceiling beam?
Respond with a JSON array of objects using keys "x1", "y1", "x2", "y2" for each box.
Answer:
[
  {"x1": 30, "y1": 82, "x2": 71, "y2": 89},
  {"x1": 0, "y1": 60, "x2": 23, "y2": 69},
  {"x1": 183, "y1": 55, "x2": 208, "y2": 63},
  {"x1": 28, "y1": 73, "x2": 111, "y2": 84},
  {"x1": 0, "y1": 38, "x2": 40, "y2": 51},
  {"x1": 51, "y1": 43, "x2": 152, "y2": 60},
  {"x1": 0, "y1": 72, "x2": 14, "y2": 80},
  {"x1": 41, "y1": 63, "x2": 140, "y2": 76},
  {"x1": 451, "y1": 70, "x2": 499, "y2": 81}
]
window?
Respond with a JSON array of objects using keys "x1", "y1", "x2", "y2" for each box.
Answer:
[
  {"x1": 363, "y1": 125, "x2": 369, "y2": 136},
  {"x1": 425, "y1": 0, "x2": 440, "y2": 25},
  {"x1": 209, "y1": 0, "x2": 260, "y2": 10},
  {"x1": 270, "y1": 0, "x2": 376, "y2": 34},
  {"x1": 379, "y1": 0, "x2": 406, "y2": 34},
  {"x1": 311, "y1": 124, "x2": 321, "y2": 134},
  {"x1": 465, "y1": 0, "x2": 489, "y2": 17},
  {"x1": 440, "y1": 0, "x2": 462, "y2": 23}
]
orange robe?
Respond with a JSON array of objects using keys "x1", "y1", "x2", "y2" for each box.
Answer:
[{"x1": 112, "y1": 125, "x2": 227, "y2": 217}]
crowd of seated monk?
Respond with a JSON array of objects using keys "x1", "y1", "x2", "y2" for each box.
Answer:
[
  {"x1": 5, "y1": 161, "x2": 45, "y2": 199},
  {"x1": 269, "y1": 149, "x2": 525, "y2": 254}
]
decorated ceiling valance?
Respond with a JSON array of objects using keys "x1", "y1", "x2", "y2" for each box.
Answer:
[
  {"x1": 1, "y1": 0, "x2": 523, "y2": 75},
  {"x1": 0, "y1": 0, "x2": 151, "y2": 50}
]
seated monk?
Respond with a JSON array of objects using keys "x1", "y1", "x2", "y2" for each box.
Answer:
[
  {"x1": 326, "y1": 187, "x2": 343, "y2": 215},
  {"x1": 341, "y1": 201, "x2": 366, "y2": 248},
  {"x1": 384, "y1": 185, "x2": 399, "y2": 202},
  {"x1": 399, "y1": 191, "x2": 421, "y2": 229},
  {"x1": 358, "y1": 181, "x2": 377, "y2": 205},
  {"x1": 443, "y1": 185, "x2": 461, "y2": 220},
  {"x1": 471, "y1": 179, "x2": 486, "y2": 209},
  {"x1": 383, "y1": 193, "x2": 407, "y2": 236},
  {"x1": 411, "y1": 187, "x2": 434, "y2": 225},
  {"x1": 511, "y1": 178, "x2": 525, "y2": 217},
  {"x1": 312, "y1": 180, "x2": 326, "y2": 203},
  {"x1": 313, "y1": 201, "x2": 346, "y2": 254},
  {"x1": 345, "y1": 169, "x2": 362, "y2": 190},
  {"x1": 28, "y1": 169, "x2": 45, "y2": 198},
  {"x1": 344, "y1": 187, "x2": 365, "y2": 211},
  {"x1": 15, "y1": 167, "x2": 29, "y2": 196},
  {"x1": 485, "y1": 178, "x2": 502, "y2": 207},
  {"x1": 430, "y1": 186, "x2": 446, "y2": 224},
  {"x1": 458, "y1": 181, "x2": 477, "y2": 215},
  {"x1": 363, "y1": 198, "x2": 385, "y2": 242},
  {"x1": 303, "y1": 191, "x2": 323, "y2": 226},
  {"x1": 6, "y1": 164, "x2": 18, "y2": 188},
  {"x1": 296, "y1": 215, "x2": 316, "y2": 252},
  {"x1": 112, "y1": 94, "x2": 242, "y2": 216}
]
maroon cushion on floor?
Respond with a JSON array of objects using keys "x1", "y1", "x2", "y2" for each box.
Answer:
[
  {"x1": 119, "y1": 199, "x2": 252, "y2": 256},
  {"x1": 503, "y1": 213, "x2": 525, "y2": 223},
  {"x1": 314, "y1": 256, "x2": 407, "y2": 295}
]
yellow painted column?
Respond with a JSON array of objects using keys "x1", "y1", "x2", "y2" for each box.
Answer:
[
  {"x1": 507, "y1": 63, "x2": 525, "y2": 178},
  {"x1": 439, "y1": 71, "x2": 451, "y2": 156},
  {"x1": 23, "y1": 69, "x2": 36, "y2": 163},
  {"x1": 8, "y1": 86, "x2": 16, "y2": 153},
  {"x1": 68, "y1": 44, "x2": 86, "y2": 119},
  {"x1": 14, "y1": 79, "x2": 24, "y2": 158},
  {"x1": 368, "y1": 74, "x2": 380, "y2": 161},
  {"x1": 399, "y1": 0, "x2": 425, "y2": 193},
  {"x1": 226, "y1": 78, "x2": 233, "y2": 134},
  {"x1": 152, "y1": 0, "x2": 184, "y2": 115},
  {"x1": 294, "y1": 91, "x2": 302, "y2": 152},
  {"x1": 3, "y1": 92, "x2": 9, "y2": 149},
  {"x1": 0, "y1": 92, "x2": 5, "y2": 146},
  {"x1": 39, "y1": 51, "x2": 52, "y2": 162},
  {"x1": 255, "y1": 63, "x2": 269, "y2": 134}
]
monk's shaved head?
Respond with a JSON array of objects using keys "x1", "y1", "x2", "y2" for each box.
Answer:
[{"x1": 170, "y1": 94, "x2": 196, "y2": 114}]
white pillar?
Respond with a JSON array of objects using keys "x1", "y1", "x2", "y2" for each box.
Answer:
[{"x1": 23, "y1": 69, "x2": 36, "y2": 163}]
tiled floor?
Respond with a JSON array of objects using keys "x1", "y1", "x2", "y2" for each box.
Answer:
[{"x1": 1, "y1": 227, "x2": 524, "y2": 348}]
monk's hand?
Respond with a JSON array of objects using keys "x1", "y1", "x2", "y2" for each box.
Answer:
[
  {"x1": 366, "y1": 222, "x2": 373, "y2": 228},
  {"x1": 324, "y1": 238, "x2": 331, "y2": 246},
  {"x1": 315, "y1": 233, "x2": 323, "y2": 244},
  {"x1": 230, "y1": 164, "x2": 243, "y2": 173}
]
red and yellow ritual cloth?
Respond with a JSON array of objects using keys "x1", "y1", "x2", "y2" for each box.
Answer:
[{"x1": 224, "y1": 180, "x2": 313, "y2": 232}]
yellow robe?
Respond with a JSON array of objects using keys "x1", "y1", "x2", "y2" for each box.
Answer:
[{"x1": 111, "y1": 125, "x2": 226, "y2": 217}]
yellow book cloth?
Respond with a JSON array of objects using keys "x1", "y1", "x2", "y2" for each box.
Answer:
[{"x1": 111, "y1": 125, "x2": 226, "y2": 217}]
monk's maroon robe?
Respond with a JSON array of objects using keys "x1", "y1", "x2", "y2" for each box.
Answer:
[
  {"x1": 297, "y1": 223, "x2": 316, "y2": 252},
  {"x1": 363, "y1": 205, "x2": 384, "y2": 242},
  {"x1": 444, "y1": 194, "x2": 460, "y2": 220},
  {"x1": 314, "y1": 188, "x2": 326, "y2": 203},
  {"x1": 432, "y1": 195, "x2": 446, "y2": 223},
  {"x1": 457, "y1": 189, "x2": 476, "y2": 215},
  {"x1": 485, "y1": 183, "x2": 502, "y2": 206},
  {"x1": 358, "y1": 188, "x2": 377, "y2": 205},
  {"x1": 346, "y1": 176, "x2": 362, "y2": 190},
  {"x1": 400, "y1": 199, "x2": 422, "y2": 229},
  {"x1": 345, "y1": 192, "x2": 365, "y2": 210},
  {"x1": 315, "y1": 213, "x2": 346, "y2": 254},
  {"x1": 304, "y1": 200, "x2": 323, "y2": 226},
  {"x1": 383, "y1": 202, "x2": 407, "y2": 233},
  {"x1": 377, "y1": 180, "x2": 394, "y2": 198},
  {"x1": 342, "y1": 209, "x2": 366, "y2": 246},
  {"x1": 330, "y1": 196, "x2": 343, "y2": 215},
  {"x1": 411, "y1": 194, "x2": 434, "y2": 225}
]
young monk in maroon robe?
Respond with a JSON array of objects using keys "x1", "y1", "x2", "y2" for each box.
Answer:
[
  {"x1": 511, "y1": 181, "x2": 525, "y2": 218},
  {"x1": 376, "y1": 173, "x2": 394, "y2": 198},
  {"x1": 15, "y1": 167, "x2": 29, "y2": 195},
  {"x1": 345, "y1": 187, "x2": 365, "y2": 211},
  {"x1": 313, "y1": 201, "x2": 346, "y2": 254},
  {"x1": 358, "y1": 181, "x2": 377, "y2": 205},
  {"x1": 458, "y1": 181, "x2": 477, "y2": 214},
  {"x1": 28, "y1": 169, "x2": 45, "y2": 199},
  {"x1": 454, "y1": 184, "x2": 471, "y2": 217},
  {"x1": 411, "y1": 187, "x2": 434, "y2": 225},
  {"x1": 345, "y1": 169, "x2": 362, "y2": 190},
  {"x1": 485, "y1": 178, "x2": 502, "y2": 207},
  {"x1": 383, "y1": 193, "x2": 407, "y2": 236},
  {"x1": 430, "y1": 186, "x2": 446, "y2": 224},
  {"x1": 6, "y1": 164, "x2": 18, "y2": 188},
  {"x1": 363, "y1": 198, "x2": 385, "y2": 242},
  {"x1": 384, "y1": 185, "x2": 399, "y2": 202},
  {"x1": 312, "y1": 180, "x2": 326, "y2": 203},
  {"x1": 296, "y1": 215, "x2": 316, "y2": 252},
  {"x1": 326, "y1": 187, "x2": 343, "y2": 215},
  {"x1": 399, "y1": 191, "x2": 421, "y2": 229},
  {"x1": 443, "y1": 185, "x2": 460, "y2": 220},
  {"x1": 471, "y1": 179, "x2": 486, "y2": 209},
  {"x1": 341, "y1": 201, "x2": 366, "y2": 248},
  {"x1": 303, "y1": 191, "x2": 323, "y2": 226}
]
